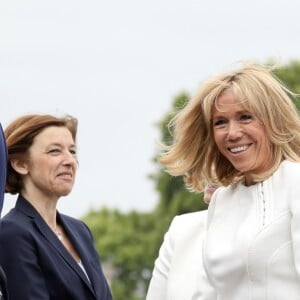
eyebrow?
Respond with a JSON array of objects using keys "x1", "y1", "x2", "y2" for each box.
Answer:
[
  {"x1": 47, "y1": 142, "x2": 76, "y2": 148},
  {"x1": 213, "y1": 108, "x2": 251, "y2": 116}
]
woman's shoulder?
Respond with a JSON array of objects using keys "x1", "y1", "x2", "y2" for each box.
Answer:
[
  {"x1": 0, "y1": 209, "x2": 33, "y2": 241},
  {"x1": 274, "y1": 160, "x2": 300, "y2": 182},
  {"x1": 279, "y1": 160, "x2": 300, "y2": 172},
  {"x1": 169, "y1": 210, "x2": 208, "y2": 233},
  {"x1": 59, "y1": 213, "x2": 88, "y2": 229},
  {"x1": 1, "y1": 208, "x2": 26, "y2": 227},
  {"x1": 173, "y1": 210, "x2": 207, "y2": 223},
  {"x1": 59, "y1": 213, "x2": 92, "y2": 238}
]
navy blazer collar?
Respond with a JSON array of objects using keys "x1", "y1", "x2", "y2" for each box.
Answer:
[{"x1": 15, "y1": 195, "x2": 97, "y2": 298}]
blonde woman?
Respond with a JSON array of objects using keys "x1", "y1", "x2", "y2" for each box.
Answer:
[{"x1": 156, "y1": 63, "x2": 300, "y2": 300}]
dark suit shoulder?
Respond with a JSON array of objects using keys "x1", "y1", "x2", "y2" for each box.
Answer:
[
  {"x1": 59, "y1": 213, "x2": 85, "y2": 225},
  {"x1": 58, "y1": 213, "x2": 94, "y2": 241},
  {"x1": 0, "y1": 208, "x2": 32, "y2": 235},
  {"x1": 59, "y1": 213, "x2": 90, "y2": 232}
]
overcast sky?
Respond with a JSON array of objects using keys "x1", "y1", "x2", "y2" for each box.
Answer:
[{"x1": 1, "y1": 0, "x2": 299, "y2": 218}]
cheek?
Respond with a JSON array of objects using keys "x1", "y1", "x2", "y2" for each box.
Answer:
[
  {"x1": 213, "y1": 131, "x2": 223, "y2": 149},
  {"x1": 252, "y1": 125, "x2": 268, "y2": 144},
  {"x1": 251, "y1": 121, "x2": 265, "y2": 134}
]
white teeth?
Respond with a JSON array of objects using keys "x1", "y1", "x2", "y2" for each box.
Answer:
[
  {"x1": 59, "y1": 173, "x2": 72, "y2": 177},
  {"x1": 230, "y1": 145, "x2": 248, "y2": 153}
]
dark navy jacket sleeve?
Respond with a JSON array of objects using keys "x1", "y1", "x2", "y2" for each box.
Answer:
[
  {"x1": 0, "y1": 123, "x2": 7, "y2": 215},
  {"x1": 0, "y1": 123, "x2": 8, "y2": 300}
]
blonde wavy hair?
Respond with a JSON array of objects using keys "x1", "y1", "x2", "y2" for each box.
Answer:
[{"x1": 160, "y1": 62, "x2": 300, "y2": 191}]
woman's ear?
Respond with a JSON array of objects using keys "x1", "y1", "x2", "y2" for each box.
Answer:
[{"x1": 10, "y1": 159, "x2": 29, "y2": 175}]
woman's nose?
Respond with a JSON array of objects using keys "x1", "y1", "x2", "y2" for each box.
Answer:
[
  {"x1": 227, "y1": 121, "x2": 243, "y2": 140},
  {"x1": 62, "y1": 151, "x2": 77, "y2": 165}
]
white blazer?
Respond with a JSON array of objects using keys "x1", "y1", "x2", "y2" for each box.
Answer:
[
  {"x1": 146, "y1": 211, "x2": 216, "y2": 300},
  {"x1": 204, "y1": 160, "x2": 300, "y2": 300}
]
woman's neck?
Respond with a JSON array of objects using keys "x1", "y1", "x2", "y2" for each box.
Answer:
[{"x1": 21, "y1": 190, "x2": 58, "y2": 228}]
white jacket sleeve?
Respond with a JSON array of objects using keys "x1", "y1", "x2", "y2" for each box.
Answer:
[
  {"x1": 146, "y1": 212, "x2": 217, "y2": 300},
  {"x1": 146, "y1": 218, "x2": 175, "y2": 300},
  {"x1": 289, "y1": 166, "x2": 300, "y2": 278}
]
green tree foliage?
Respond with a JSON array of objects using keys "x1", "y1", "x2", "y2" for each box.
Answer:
[
  {"x1": 83, "y1": 208, "x2": 158, "y2": 300},
  {"x1": 273, "y1": 60, "x2": 300, "y2": 109},
  {"x1": 83, "y1": 59, "x2": 300, "y2": 300}
]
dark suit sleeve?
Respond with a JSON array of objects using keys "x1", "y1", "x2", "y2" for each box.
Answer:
[
  {"x1": 0, "y1": 124, "x2": 8, "y2": 299},
  {"x1": 0, "y1": 123, "x2": 7, "y2": 215},
  {"x1": 0, "y1": 220, "x2": 50, "y2": 300}
]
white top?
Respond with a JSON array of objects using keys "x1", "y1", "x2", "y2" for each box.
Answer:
[
  {"x1": 78, "y1": 260, "x2": 90, "y2": 283},
  {"x1": 203, "y1": 160, "x2": 300, "y2": 300},
  {"x1": 146, "y1": 211, "x2": 216, "y2": 300}
]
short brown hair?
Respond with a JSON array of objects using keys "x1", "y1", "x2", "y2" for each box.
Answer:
[{"x1": 5, "y1": 114, "x2": 78, "y2": 194}]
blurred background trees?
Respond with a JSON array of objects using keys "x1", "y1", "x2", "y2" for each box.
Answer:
[{"x1": 83, "y1": 60, "x2": 300, "y2": 300}]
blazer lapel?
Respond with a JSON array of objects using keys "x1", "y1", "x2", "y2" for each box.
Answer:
[
  {"x1": 58, "y1": 214, "x2": 99, "y2": 294},
  {"x1": 15, "y1": 196, "x2": 96, "y2": 297}
]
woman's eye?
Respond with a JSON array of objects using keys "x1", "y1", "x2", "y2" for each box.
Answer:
[
  {"x1": 48, "y1": 149, "x2": 60, "y2": 154},
  {"x1": 240, "y1": 114, "x2": 252, "y2": 121},
  {"x1": 213, "y1": 119, "x2": 225, "y2": 127},
  {"x1": 70, "y1": 149, "x2": 77, "y2": 155}
]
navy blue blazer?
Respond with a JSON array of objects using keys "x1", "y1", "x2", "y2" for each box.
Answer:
[
  {"x1": 0, "y1": 123, "x2": 8, "y2": 300},
  {"x1": 0, "y1": 195, "x2": 113, "y2": 300}
]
